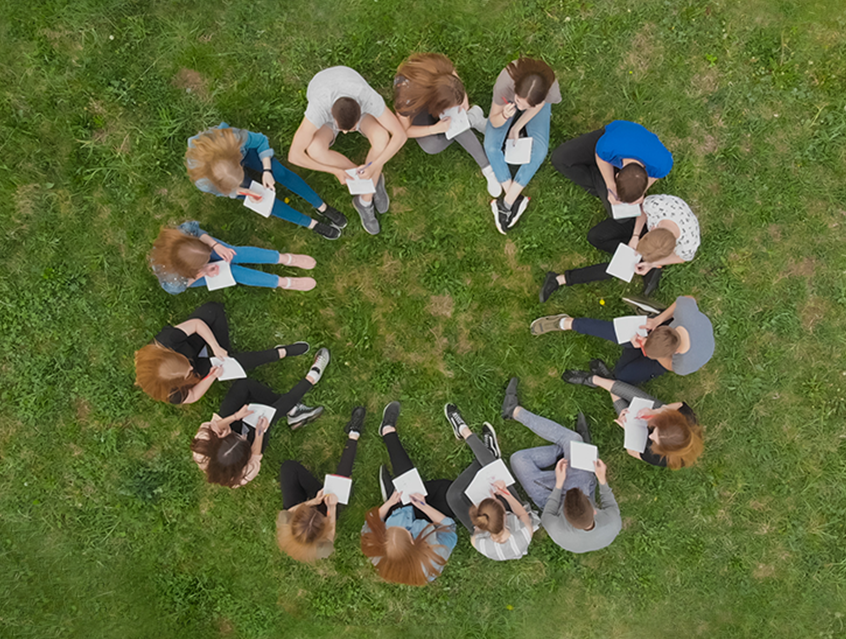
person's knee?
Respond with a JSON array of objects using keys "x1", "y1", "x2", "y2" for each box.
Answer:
[
  {"x1": 278, "y1": 459, "x2": 304, "y2": 479},
  {"x1": 484, "y1": 135, "x2": 501, "y2": 156},
  {"x1": 416, "y1": 137, "x2": 441, "y2": 156}
]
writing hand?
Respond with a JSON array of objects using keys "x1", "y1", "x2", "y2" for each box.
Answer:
[
  {"x1": 614, "y1": 408, "x2": 629, "y2": 429},
  {"x1": 432, "y1": 118, "x2": 451, "y2": 134},
  {"x1": 324, "y1": 493, "x2": 338, "y2": 507},
  {"x1": 204, "y1": 263, "x2": 220, "y2": 278},
  {"x1": 214, "y1": 244, "x2": 237, "y2": 263},
  {"x1": 208, "y1": 366, "x2": 224, "y2": 381},
  {"x1": 594, "y1": 459, "x2": 608, "y2": 484},
  {"x1": 356, "y1": 163, "x2": 380, "y2": 181},
  {"x1": 235, "y1": 405, "x2": 254, "y2": 420},
  {"x1": 502, "y1": 102, "x2": 517, "y2": 120},
  {"x1": 262, "y1": 171, "x2": 276, "y2": 191},
  {"x1": 335, "y1": 169, "x2": 349, "y2": 185},
  {"x1": 635, "y1": 262, "x2": 654, "y2": 275},
  {"x1": 212, "y1": 346, "x2": 229, "y2": 360}
]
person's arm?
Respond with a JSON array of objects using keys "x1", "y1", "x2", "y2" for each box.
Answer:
[
  {"x1": 287, "y1": 118, "x2": 350, "y2": 185},
  {"x1": 211, "y1": 405, "x2": 252, "y2": 436},
  {"x1": 595, "y1": 153, "x2": 620, "y2": 204},
  {"x1": 378, "y1": 490, "x2": 403, "y2": 520},
  {"x1": 493, "y1": 481, "x2": 533, "y2": 537},
  {"x1": 172, "y1": 318, "x2": 228, "y2": 359},
  {"x1": 489, "y1": 100, "x2": 516, "y2": 128},
  {"x1": 409, "y1": 493, "x2": 448, "y2": 525},
  {"x1": 396, "y1": 112, "x2": 451, "y2": 139},
  {"x1": 628, "y1": 211, "x2": 647, "y2": 249},
  {"x1": 593, "y1": 460, "x2": 621, "y2": 518},
  {"x1": 508, "y1": 102, "x2": 545, "y2": 140},
  {"x1": 324, "y1": 493, "x2": 338, "y2": 541},
  {"x1": 235, "y1": 416, "x2": 268, "y2": 487},
  {"x1": 356, "y1": 109, "x2": 408, "y2": 180},
  {"x1": 644, "y1": 300, "x2": 677, "y2": 331},
  {"x1": 180, "y1": 367, "x2": 223, "y2": 404},
  {"x1": 646, "y1": 176, "x2": 658, "y2": 190},
  {"x1": 197, "y1": 234, "x2": 236, "y2": 263}
]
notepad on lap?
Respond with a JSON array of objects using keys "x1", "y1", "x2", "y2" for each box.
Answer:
[
  {"x1": 242, "y1": 403, "x2": 277, "y2": 428},
  {"x1": 464, "y1": 459, "x2": 516, "y2": 506},
  {"x1": 242, "y1": 180, "x2": 275, "y2": 217},
  {"x1": 205, "y1": 261, "x2": 236, "y2": 290},
  {"x1": 606, "y1": 244, "x2": 642, "y2": 283},
  {"x1": 345, "y1": 169, "x2": 376, "y2": 195},
  {"x1": 209, "y1": 356, "x2": 247, "y2": 381},
  {"x1": 570, "y1": 441, "x2": 598, "y2": 472},
  {"x1": 323, "y1": 474, "x2": 353, "y2": 505},
  {"x1": 611, "y1": 202, "x2": 642, "y2": 219},
  {"x1": 623, "y1": 397, "x2": 654, "y2": 453},
  {"x1": 613, "y1": 315, "x2": 649, "y2": 344},
  {"x1": 504, "y1": 137, "x2": 533, "y2": 165},
  {"x1": 393, "y1": 468, "x2": 428, "y2": 505},
  {"x1": 440, "y1": 106, "x2": 470, "y2": 140}
]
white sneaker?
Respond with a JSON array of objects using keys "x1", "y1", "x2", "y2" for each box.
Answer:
[
  {"x1": 467, "y1": 105, "x2": 487, "y2": 133},
  {"x1": 482, "y1": 166, "x2": 502, "y2": 197}
]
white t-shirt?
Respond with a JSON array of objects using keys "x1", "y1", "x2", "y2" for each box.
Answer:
[
  {"x1": 304, "y1": 66, "x2": 386, "y2": 129},
  {"x1": 643, "y1": 194, "x2": 700, "y2": 262},
  {"x1": 473, "y1": 512, "x2": 532, "y2": 561}
]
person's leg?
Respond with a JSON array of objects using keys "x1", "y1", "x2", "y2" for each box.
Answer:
[
  {"x1": 561, "y1": 263, "x2": 615, "y2": 286},
  {"x1": 358, "y1": 114, "x2": 391, "y2": 206},
  {"x1": 412, "y1": 111, "x2": 455, "y2": 155},
  {"x1": 269, "y1": 379, "x2": 314, "y2": 423},
  {"x1": 305, "y1": 126, "x2": 358, "y2": 170},
  {"x1": 188, "y1": 301, "x2": 232, "y2": 351},
  {"x1": 335, "y1": 437, "x2": 359, "y2": 478},
  {"x1": 381, "y1": 431, "x2": 415, "y2": 476},
  {"x1": 587, "y1": 218, "x2": 636, "y2": 254},
  {"x1": 220, "y1": 242, "x2": 280, "y2": 266},
  {"x1": 229, "y1": 265, "x2": 280, "y2": 289},
  {"x1": 422, "y1": 479, "x2": 455, "y2": 519},
  {"x1": 509, "y1": 446, "x2": 559, "y2": 510},
  {"x1": 570, "y1": 317, "x2": 618, "y2": 343},
  {"x1": 513, "y1": 406, "x2": 584, "y2": 450},
  {"x1": 217, "y1": 379, "x2": 267, "y2": 417},
  {"x1": 549, "y1": 128, "x2": 606, "y2": 196},
  {"x1": 231, "y1": 348, "x2": 282, "y2": 372},
  {"x1": 609, "y1": 380, "x2": 661, "y2": 407},
  {"x1": 446, "y1": 461, "x2": 482, "y2": 532},
  {"x1": 484, "y1": 117, "x2": 514, "y2": 189},
  {"x1": 269, "y1": 157, "x2": 324, "y2": 209},
  {"x1": 614, "y1": 350, "x2": 668, "y2": 385},
  {"x1": 279, "y1": 460, "x2": 323, "y2": 509},
  {"x1": 241, "y1": 149, "x2": 315, "y2": 228},
  {"x1": 453, "y1": 129, "x2": 490, "y2": 170},
  {"x1": 510, "y1": 102, "x2": 551, "y2": 193}
]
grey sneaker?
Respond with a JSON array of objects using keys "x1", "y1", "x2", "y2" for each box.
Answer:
[
  {"x1": 353, "y1": 196, "x2": 380, "y2": 235},
  {"x1": 373, "y1": 174, "x2": 390, "y2": 214},
  {"x1": 502, "y1": 377, "x2": 519, "y2": 420},
  {"x1": 530, "y1": 314, "x2": 571, "y2": 336},
  {"x1": 443, "y1": 403, "x2": 467, "y2": 440},
  {"x1": 308, "y1": 347, "x2": 330, "y2": 383},
  {"x1": 467, "y1": 104, "x2": 487, "y2": 133},
  {"x1": 482, "y1": 422, "x2": 501, "y2": 458},
  {"x1": 287, "y1": 403, "x2": 324, "y2": 429}
]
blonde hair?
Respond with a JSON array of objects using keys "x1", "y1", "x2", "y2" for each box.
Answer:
[
  {"x1": 134, "y1": 341, "x2": 199, "y2": 403},
  {"x1": 185, "y1": 127, "x2": 244, "y2": 195},
  {"x1": 469, "y1": 498, "x2": 506, "y2": 535},
  {"x1": 149, "y1": 228, "x2": 212, "y2": 279},
  {"x1": 638, "y1": 228, "x2": 677, "y2": 262},
  {"x1": 650, "y1": 410, "x2": 704, "y2": 470},
  {"x1": 360, "y1": 507, "x2": 448, "y2": 585},
  {"x1": 395, "y1": 53, "x2": 464, "y2": 118},
  {"x1": 276, "y1": 506, "x2": 331, "y2": 563}
]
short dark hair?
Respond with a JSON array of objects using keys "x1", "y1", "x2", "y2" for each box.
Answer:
[
  {"x1": 644, "y1": 325, "x2": 681, "y2": 359},
  {"x1": 332, "y1": 97, "x2": 361, "y2": 131},
  {"x1": 563, "y1": 488, "x2": 594, "y2": 530},
  {"x1": 615, "y1": 163, "x2": 649, "y2": 202}
]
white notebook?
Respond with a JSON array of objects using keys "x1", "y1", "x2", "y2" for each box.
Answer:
[
  {"x1": 504, "y1": 137, "x2": 533, "y2": 165},
  {"x1": 345, "y1": 169, "x2": 376, "y2": 195},
  {"x1": 323, "y1": 474, "x2": 353, "y2": 505},
  {"x1": 611, "y1": 202, "x2": 642, "y2": 219},
  {"x1": 606, "y1": 243, "x2": 642, "y2": 283},
  {"x1": 463, "y1": 459, "x2": 516, "y2": 506},
  {"x1": 440, "y1": 106, "x2": 470, "y2": 140},
  {"x1": 242, "y1": 403, "x2": 277, "y2": 429},
  {"x1": 613, "y1": 315, "x2": 649, "y2": 344},
  {"x1": 570, "y1": 441, "x2": 598, "y2": 472},
  {"x1": 204, "y1": 261, "x2": 236, "y2": 291},
  {"x1": 393, "y1": 468, "x2": 428, "y2": 505},
  {"x1": 623, "y1": 397, "x2": 654, "y2": 453},
  {"x1": 242, "y1": 180, "x2": 275, "y2": 218},
  {"x1": 209, "y1": 356, "x2": 246, "y2": 381}
]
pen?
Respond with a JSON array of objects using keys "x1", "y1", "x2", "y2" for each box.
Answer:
[{"x1": 356, "y1": 162, "x2": 372, "y2": 175}]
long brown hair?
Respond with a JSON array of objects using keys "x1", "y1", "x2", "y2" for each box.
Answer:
[
  {"x1": 149, "y1": 228, "x2": 211, "y2": 278},
  {"x1": 190, "y1": 427, "x2": 251, "y2": 487},
  {"x1": 469, "y1": 498, "x2": 506, "y2": 535},
  {"x1": 360, "y1": 507, "x2": 448, "y2": 585},
  {"x1": 649, "y1": 409, "x2": 704, "y2": 469},
  {"x1": 506, "y1": 58, "x2": 555, "y2": 106},
  {"x1": 276, "y1": 506, "x2": 330, "y2": 563},
  {"x1": 395, "y1": 53, "x2": 465, "y2": 118},
  {"x1": 185, "y1": 127, "x2": 244, "y2": 195},
  {"x1": 134, "y1": 341, "x2": 199, "y2": 403}
]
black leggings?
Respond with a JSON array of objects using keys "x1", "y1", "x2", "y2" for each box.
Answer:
[
  {"x1": 445, "y1": 434, "x2": 521, "y2": 532},
  {"x1": 279, "y1": 440, "x2": 358, "y2": 512},
  {"x1": 564, "y1": 218, "x2": 657, "y2": 285},
  {"x1": 382, "y1": 431, "x2": 454, "y2": 521},
  {"x1": 189, "y1": 302, "x2": 280, "y2": 371},
  {"x1": 218, "y1": 378, "x2": 313, "y2": 453}
]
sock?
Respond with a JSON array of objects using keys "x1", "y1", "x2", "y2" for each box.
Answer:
[{"x1": 558, "y1": 318, "x2": 568, "y2": 330}]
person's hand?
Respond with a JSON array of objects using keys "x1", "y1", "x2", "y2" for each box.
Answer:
[
  {"x1": 234, "y1": 405, "x2": 254, "y2": 420},
  {"x1": 554, "y1": 458, "x2": 568, "y2": 488},
  {"x1": 461, "y1": 93, "x2": 470, "y2": 111},
  {"x1": 212, "y1": 345, "x2": 228, "y2": 360},
  {"x1": 214, "y1": 244, "x2": 237, "y2": 263},
  {"x1": 208, "y1": 365, "x2": 224, "y2": 381},
  {"x1": 502, "y1": 101, "x2": 517, "y2": 120},
  {"x1": 333, "y1": 169, "x2": 349, "y2": 186},
  {"x1": 255, "y1": 416, "x2": 269, "y2": 435},
  {"x1": 507, "y1": 125, "x2": 522, "y2": 141},
  {"x1": 262, "y1": 170, "x2": 276, "y2": 191},
  {"x1": 636, "y1": 408, "x2": 654, "y2": 420},
  {"x1": 211, "y1": 418, "x2": 231, "y2": 437},
  {"x1": 594, "y1": 459, "x2": 608, "y2": 484},
  {"x1": 432, "y1": 118, "x2": 451, "y2": 135},
  {"x1": 635, "y1": 262, "x2": 654, "y2": 275},
  {"x1": 203, "y1": 263, "x2": 220, "y2": 278},
  {"x1": 409, "y1": 493, "x2": 427, "y2": 508},
  {"x1": 630, "y1": 334, "x2": 647, "y2": 350},
  {"x1": 492, "y1": 480, "x2": 509, "y2": 495},
  {"x1": 614, "y1": 408, "x2": 630, "y2": 429},
  {"x1": 239, "y1": 188, "x2": 264, "y2": 202},
  {"x1": 607, "y1": 190, "x2": 621, "y2": 206},
  {"x1": 324, "y1": 492, "x2": 338, "y2": 507},
  {"x1": 644, "y1": 316, "x2": 660, "y2": 331},
  {"x1": 356, "y1": 161, "x2": 381, "y2": 181},
  {"x1": 385, "y1": 490, "x2": 402, "y2": 508}
]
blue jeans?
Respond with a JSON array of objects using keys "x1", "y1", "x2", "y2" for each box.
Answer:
[
  {"x1": 571, "y1": 318, "x2": 669, "y2": 385},
  {"x1": 484, "y1": 102, "x2": 551, "y2": 187},
  {"x1": 509, "y1": 408, "x2": 596, "y2": 510},
  {"x1": 241, "y1": 150, "x2": 322, "y2": 228},
  {"x1": 190, "y1": 240, "x2": 280, "y2": 289}
]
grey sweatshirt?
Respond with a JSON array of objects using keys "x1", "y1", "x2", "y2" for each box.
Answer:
[{"x1": 541, "y1": 482, "x2": 622, "y2": 553}]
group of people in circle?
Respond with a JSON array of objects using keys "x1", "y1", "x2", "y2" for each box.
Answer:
[{"x1": 134, "y1": 53, "x2": 714, "y2": 585}]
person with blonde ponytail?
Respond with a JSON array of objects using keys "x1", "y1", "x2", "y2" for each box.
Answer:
[
  {"x1": 392, "y1": 53, "x2": 500, "y2": 197},
  {"x1": 360, "y1": 401, "x2": 457, "y2": 585},
  {"x1": 186, "y1": 123, "x2": 346, "y2": 240},
  {"x1": 149, "y1": 222, "x2": 316, "y2": 293}
]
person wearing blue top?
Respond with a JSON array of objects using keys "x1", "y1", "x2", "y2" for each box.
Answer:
[
  {"x1": 360, "y1": 401, "x2": 458, "y2": 585},
  {"x1": 149, "y1": 222, "x2": 317, "y2": 293},
  {"x1": 550, "y1": 120, "x2": 673, "y2": 220},
  {"x1": 185, "y1": 123, "x2": 347, "y2": 240}
]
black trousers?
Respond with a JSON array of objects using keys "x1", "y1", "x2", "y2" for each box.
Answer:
[
  {"x1": 550, "y1": 128, "x2": 617, "y2": 219},
  {"x1": 279, "y1": 441, "x2": 358, "y2": 513},
  {"x1": 445, "y1": 434, "x2": 520, "y2": 532},
  {"x1": 189, "y1": 302, "x2": 280, "y2": 372},
  {"x1": 218, "y1": 378, "x2": 313, "y2": 453},
  {"x1": 382, "y1": 432, "x2": 454, "y2": 521}
]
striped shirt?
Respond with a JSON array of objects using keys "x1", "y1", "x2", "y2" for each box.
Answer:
[{"x1": 473, "y1": 513, "x2": 532, "y2": 561}]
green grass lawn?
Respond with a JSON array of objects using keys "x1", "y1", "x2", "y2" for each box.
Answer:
[{"x1": 2, "y1": 0, "x2": 846, "y2": 637}]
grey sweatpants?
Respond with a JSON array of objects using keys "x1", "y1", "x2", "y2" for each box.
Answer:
[
  {"x1": 610, "y1": 381, "x2": 664, "y2": 415},
  {"x1": 411, "y1": 111, "x2": 490, "y2": 170}
]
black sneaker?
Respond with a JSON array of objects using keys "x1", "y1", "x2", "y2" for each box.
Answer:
[
  {"x1": 378, "y1": 464, "x2": 395, "y2": 501},
  {"x1": 482, "y1": 422, "x2": 501, "y2": 458},
  {"x1": 561, "y1": 370, "x2": 597, "y2": 387},
  {"x1": 502, "y1": 377, "x2": 519, "y2": 420},
  {"x1": 574, "y1": 412, "x2": 592, "y2": 445},
  {"x1": 588, "y1": 358, "x2": 615, "y2": 380},
  {"x1": 491, "y1": 197, "x2": 510, "y2": 235},
  {"x1": 505, "y1": 194, "x2": 529, "y2": 230},
  {"x1": 443, "y1": 403, "x2": 467, "y2": 440},
  {"x1": 313, "y1": 221, "x2": 341, "y2": 240},
  {"x1": 380, "y1": 401, "x2": 401, "y2": 436},
  {"x1": 344, "y1": 406, "x2": 366, "y2": 435},
  {"x1": 641, "y1": 267, "x2": 663, "y2": 297},
  {"x1": 287, "y1": 403, "x2": 324, "y2": 430},
  {"x1": 540, "y1": 271, "x2": 561, "y2": 303},
  {"x1": 275, "y1": 342, "x2": 310, "y2": 357},
  {"x1": 319, "y1": 204, "x2": 348, "y2": 229}
]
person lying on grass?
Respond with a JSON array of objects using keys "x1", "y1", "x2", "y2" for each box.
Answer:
[
  {"x1": 186, "y1": 122, "x2": 346, "y2": 240},
  {"x1": 149, "y1": 222, "x2": 316, "y2": 293}
]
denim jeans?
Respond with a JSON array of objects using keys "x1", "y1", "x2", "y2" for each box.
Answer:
[
  {"x1": 484, "y1": 102, "x2": 551, "y2": 187},
  {"x1": 241, "y1": 149, "x2": 321, "y2": 227},
  {"x1": 571, "y1": 318, "x2": 669, "y2": 385},
  {"x1": 190, "y1": 240, "x2": 280, "y2": 289},
  {"x1": 509, "y1": 408, "x2": 596, "y2": 510}
]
